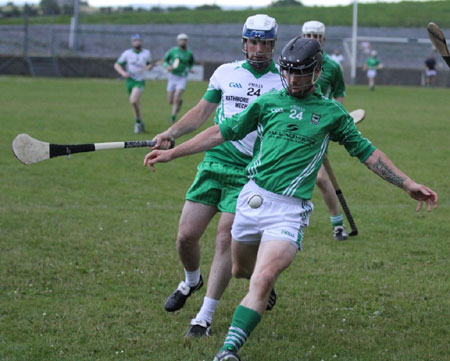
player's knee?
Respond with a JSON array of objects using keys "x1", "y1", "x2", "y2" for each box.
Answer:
[
  {"x1": 232, "y1": 263, "x2": 252, "y2": 279},
  {"x1": 215, "y1": 226, "x2": 232, "y2": 253},
  {"x1": 215, "y1": 234, "x2": 232, "y2": 255},
  {"x1": 176, "y1": 231, "x2": 199, "y2": 250},
  {"x1": 250, "y1": 270, "x2": 276, "y2": 297},
  {"x1": 316, "y1": 174, "x2": 327, "y2": 189}
]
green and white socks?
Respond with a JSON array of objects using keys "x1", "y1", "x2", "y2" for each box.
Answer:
[
  {"x1": 221, "y1": 305, "x2": 262, "y2": 353},
  {"x1": 330, "y1": 214, "x2": 344, "y2": 227}
]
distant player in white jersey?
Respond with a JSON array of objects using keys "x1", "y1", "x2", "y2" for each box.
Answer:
[
  {"x1": 114, "y1": 34, "x2": 153, "y2": 134},
  {"x1": 151, "y1": 15, "x2": 283, "y2": 338}
]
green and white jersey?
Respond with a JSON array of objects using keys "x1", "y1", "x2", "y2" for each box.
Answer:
[
  {"x1": 219, "y1": 88, "x2": 376, "y2": 200},
  {"x1": 366, "y1": 56, "x2": 380, "y2": 69},
  {"x1": 116, "y1": 48, "x2": 152, "y2": 82},
  {"x1": 163, "y1": 47, "x2": 194, "y2": 77},
  {"x1": 202, "y1": 60, "x2": 283, "y2": 168},
  {"x1": 317, "y1": 52, "x2": 346, "y2": 99}
]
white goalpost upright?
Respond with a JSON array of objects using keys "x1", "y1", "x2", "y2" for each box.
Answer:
[{"x1": 351, "y1": 0, "x2": 358, "y2": 84}]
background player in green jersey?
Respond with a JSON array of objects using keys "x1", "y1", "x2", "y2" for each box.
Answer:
[
  {"x1": 364, "y1": 50, "x2": 383, "y2": 91},
  {"x1": 144, "y1": 37, "x2": 438, "y2": 361},
  {"x1": 302, "y1": 20, "x2": 349, "y2": 240},
  {"x1": 114, "y1": 34, "x2": 153, "y2": 134},
  {"x1": 163, "y1": 33, "x2": 195, "y2": 123},
  {"x1": 152, "y1": 15, "x2": 283, "y2": 338}
]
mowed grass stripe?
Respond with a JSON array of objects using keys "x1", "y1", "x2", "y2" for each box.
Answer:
[{"x1": 0, "y1": 77, "x2": 448, "y2": 361}]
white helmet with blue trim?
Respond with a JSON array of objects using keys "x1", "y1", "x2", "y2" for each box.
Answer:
[{"x1": 242, "y1": 14, "x2": 278, "y2": 69}]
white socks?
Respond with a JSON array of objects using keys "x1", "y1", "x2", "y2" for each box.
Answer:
[
  {"x1": 184, "y1": 270, "x2": 219, "y2": 324},
  {"x1": 195, "y1": 297, "x2": 219, "y2": 324},
  {"x1": 184, "y1": 268, "x2": 201, "y2": 287}
]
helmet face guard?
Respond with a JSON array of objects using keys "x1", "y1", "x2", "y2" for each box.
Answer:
[
  {"x1": 302, "y1": 32, "x2": 325, "y2": 45},
  {"x1": 278, "y1": 37, "x2": 323, "y2": 98},
  {"x1": 280, "y1": 62, "x2": 321, "y2": 97},
  {"x1": 242, "y1": 37, "x2": 276, "y2": 69}
]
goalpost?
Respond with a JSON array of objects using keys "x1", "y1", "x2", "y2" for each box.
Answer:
[{"x1": 343, "y1": 35, "x2": 439, "y2": 85}]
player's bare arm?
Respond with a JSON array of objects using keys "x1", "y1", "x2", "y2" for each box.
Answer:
[
  {"x1": 113, "y1": 62, "x2": 129, "y2": 78},
  {"x1": 364, "y1": 149, "x2": 438, "y2": 211},
  {"x1": 145, "y1": 124, "x2": 224, "y2": 170},
  {"x1": 152, "y1": 99, "x2": 217, "y2": 149}
]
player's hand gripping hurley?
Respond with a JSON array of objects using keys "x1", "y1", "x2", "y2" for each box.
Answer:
[
  {"x1": 322, "y1": 109, "x2": 366, "y2": 237},
  {"x1": 12, "y1": 133, "x2": 174, "y2": 165}
]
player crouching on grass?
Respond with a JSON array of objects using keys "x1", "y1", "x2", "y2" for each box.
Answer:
[
  {"x1": 302, "y1": 20, "x2": 349, "y2": 241},
  {"x1": 114, "y1": 34, "x2": 153, "y2": 134},
  {"x1": 151, "y1": 15, "x2": 283, "y2": 338},
  {"x1": 144, "y1": 36, "x2": 438, "y2": 361}
]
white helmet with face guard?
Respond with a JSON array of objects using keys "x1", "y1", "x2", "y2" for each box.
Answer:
[
  {"x1": 302, "y1": 20, "x2": 326, "y2": 45},
  {"x1": 242, "y1": 14, "x2": 278, "y2": 69}
]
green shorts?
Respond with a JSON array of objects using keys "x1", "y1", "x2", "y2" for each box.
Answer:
[
  {"x1": 126, "y1": 78, "x2": 145, "y2": 95},
  {"x1": 186, "y1": 161, "x2": 248, "y2": 214}
]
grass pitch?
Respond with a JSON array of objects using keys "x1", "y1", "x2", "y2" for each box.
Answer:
[{"x1": 0, "y1": 76, "x2": 449, "y2": 361}]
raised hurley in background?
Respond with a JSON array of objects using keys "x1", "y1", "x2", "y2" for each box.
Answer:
[
  {"x1": 427, "y1": 22, "x2": 450, "y2": 68},
  {"x1": 12, "y1": 133, "x2": 172, "y2": 165}
]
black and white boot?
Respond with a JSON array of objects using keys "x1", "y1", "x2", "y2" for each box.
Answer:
[
  {"x1": 185, "y1": 318, "x2": 212, "y2": 337},
  {"x1": 164, "y1": 276, "x2": 203, "y2": 312}
]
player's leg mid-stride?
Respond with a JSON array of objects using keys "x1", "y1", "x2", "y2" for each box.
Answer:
[
  {"x1": 144, "y1": 35, "x2": 437, "y2": 361},
  {"x1": 154, "y1": 14, "x2": 283, "y2": 339},
  {"x1": 163, "y1": 33, "x2": 194, "y2": 123},
  {"x1": 114, "y1": 34, "x2": 153, "y2": 134}
]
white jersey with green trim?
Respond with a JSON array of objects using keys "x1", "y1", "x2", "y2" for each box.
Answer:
[
  {"x1": 203, "y1": 60, "x2": 283, "y2": 167},
  {"x1": 117, "y1": 48, "x2": 152, "y2": 82}
]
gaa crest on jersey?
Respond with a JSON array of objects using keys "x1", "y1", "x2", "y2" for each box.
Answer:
[
  {"x1": 229, "y1": 82, "x2": 243, "y2": 88},
  {"x1": 311, "y1": 113, "x2": 321, "y2": 126}
]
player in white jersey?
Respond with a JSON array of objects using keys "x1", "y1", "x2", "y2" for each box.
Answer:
[
  {"x1": 114, "y1": 34, "x2": 153, "y2": 134},
  {"x1": 151, "y1": 15, "x2": 283, "y2": 337}
]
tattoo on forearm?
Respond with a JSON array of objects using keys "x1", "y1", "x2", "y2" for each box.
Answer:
[{"x1": 372, "y1": 157, "x2": 406, "y2": 188}]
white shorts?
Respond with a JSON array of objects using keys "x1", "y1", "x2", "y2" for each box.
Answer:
[
  {"x1": 167, "y1": 73, "x2": 187, "y2": 92},
  {"x1": 425, "y1": 69, "x2": 437, "y2": 77},
  {"x1": 367, "y1": 69, "x2": 377, "y2": 78},
  {"x1": 231, "y1": 180, "x2": 314, "y2": 250}
]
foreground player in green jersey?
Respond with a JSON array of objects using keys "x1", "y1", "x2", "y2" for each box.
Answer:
[
  {"x1": 153, "y1": 15, "x2": 283, "y2": 338},
  {"x1": 163, "y1": 33, "x2": 195, "y2": 123},
  {"x1": 145, "y1": 37, "x2": 438, "y2": 361},
  {"x1": 302, "y1": 20, "x2": 348, "y2": 240}
]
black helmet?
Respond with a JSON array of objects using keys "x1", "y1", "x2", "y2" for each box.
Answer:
[{"x1": 278, "y1": 36, "x2": 323, "y2": 97}]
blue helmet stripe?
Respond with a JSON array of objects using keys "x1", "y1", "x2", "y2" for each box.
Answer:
[{"x1": 243, "y1": 27, "x2": 277, "y2": 40}]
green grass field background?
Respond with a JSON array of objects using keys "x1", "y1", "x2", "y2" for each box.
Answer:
[{"x1": 0, "y1": 77, "x2": 449, "y2": 361}]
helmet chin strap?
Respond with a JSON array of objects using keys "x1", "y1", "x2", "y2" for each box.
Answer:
[{"x1": 248, "y1": 58, "x2": 272, "y2": 69}]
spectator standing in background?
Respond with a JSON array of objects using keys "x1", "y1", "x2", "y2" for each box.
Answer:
[
  {"x1": 330, "y1": 49, "x2": 344, "y2": 71},
  {"x1": 424, "y1": 53, "x2": 437, "y2": 87}
]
